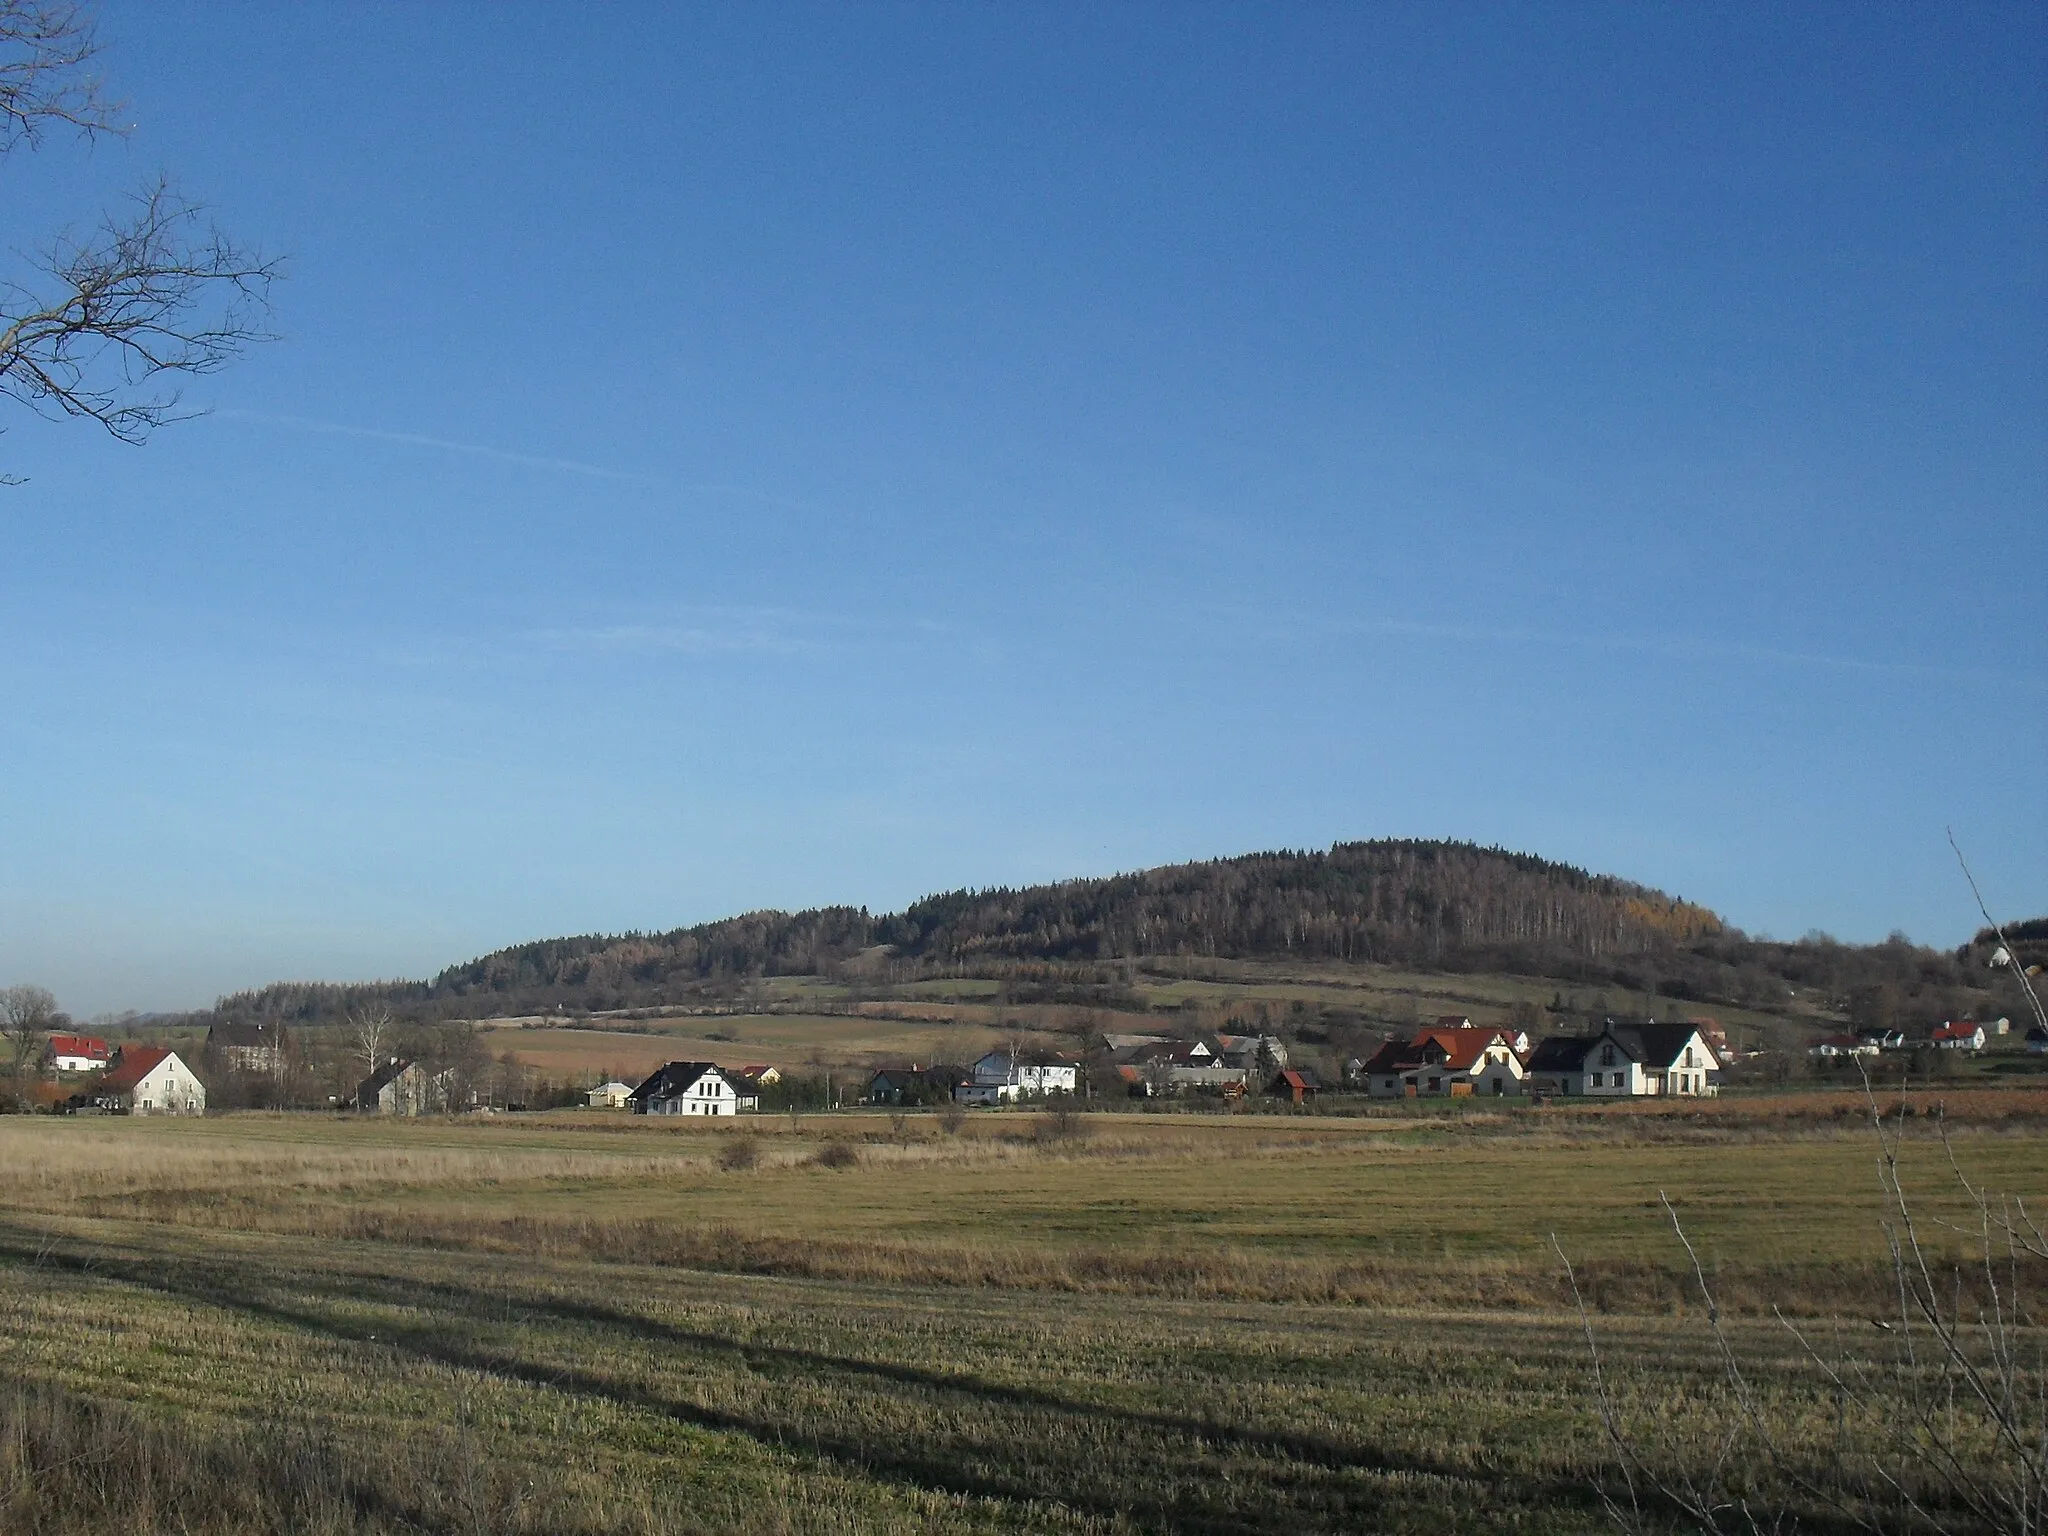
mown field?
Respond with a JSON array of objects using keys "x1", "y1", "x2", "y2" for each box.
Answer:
[{"x1": 2, "y1": 1095, "x2": 2042, "y2": 1533}]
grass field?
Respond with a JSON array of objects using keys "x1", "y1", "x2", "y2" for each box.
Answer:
[
  {"x1": 2, "y1": 1096, "x2": 2041, "y2": 1532},
  {"x1": 476, "y1": 1014, "x2": 1071, "y2": 1082}
]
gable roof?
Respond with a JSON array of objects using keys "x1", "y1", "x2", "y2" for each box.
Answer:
[
  {"x1": 357, "y1": 1058, "x2": 415, "y2": 1096},
  {"x1": 1414, "y1": 1026, "x2": 1517, "y2": 1072},
  {"x1": 46, "y1": 1034, "x2": 109, "y2": 1061},
  {"x1": 98, "y1": 1046, "x2": 173, "y2": 1094},
  {"x1": 1933, "y1": 1020, "x2": 1984, "y2": 1041},
  {"x1": 1274, "y1": 1068, "x2": 1320, "y2": 1091},
  {"x1": 1601, "y1": 1021, "x2": 1709, "y2": 1071},
  {"x1": 630, "y1": 1061, "x2": 736, "y2": 1100},
  {"x1": 1526, "y1": 1035, "x2": 1596, "y2": 1073}
]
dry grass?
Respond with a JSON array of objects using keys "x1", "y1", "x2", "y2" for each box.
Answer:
[{"x1": 0, "y1": 1108, "x2": 2039, "y2": 1532}]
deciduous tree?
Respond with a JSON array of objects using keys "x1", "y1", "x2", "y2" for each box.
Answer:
[{"x1": 0, "y1": 1, "x2": 278, "y2": 480}]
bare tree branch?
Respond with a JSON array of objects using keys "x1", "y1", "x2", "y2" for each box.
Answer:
[
  {"x1": 0, "y1": 0, "x2": 121, "y2": 150},
  {"x1": 0, "y1": 4, "x2": 281, "y2": 480},
  {"x1": 0, "y1": 178, "x2": 279, "y2": 462}
]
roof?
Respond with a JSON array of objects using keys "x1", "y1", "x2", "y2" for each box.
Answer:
[
  {"x1": 1360, "y1": 1039, "x2": 1420, "y2": 1074},
  {"x1": 1814, "y1": 1034, "x2": 1865, "y2": 1049},
  {"x1": 1602, "y1": 1021, "x2": 1709, "y2": 1070},
  {"x1": 98, "y1": 1046, "x2": 173, "y2": 1093},
  {"x1": 1273, "y1": 1068, "x2": 1320, "y2": 1091},
  {"x1": 591, "y1": 1080, "x2": 633, "y2": 1092},
  {"x1": 1526, "y1": 1036, "x2": 1596, "y2": 1073},
  {"x1": 1414, "y1": 1026, "x2": 1516, "y2": 1072},
  {"x1": 630, "y1": 1061, "x2": 737, "y2": 1100},
  {"x1": 357, "y1": 1058, "x2": 415, "y2": 1096},
  {"x1": 1933, "y1": 1021, "x2": 1984, "y2": 1041},
  {"x1": 46, "y1": 1034, "x2": 109, "y2": 1060}
]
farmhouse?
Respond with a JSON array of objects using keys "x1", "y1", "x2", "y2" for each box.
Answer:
[
  {"x1": 353, "y1": 1059, "x2": 449, "y2": 1115},
  {"x1": 1809, "y1": 1033, "x2": 1877, "y2": 1059},
  {"x1": 630, "y1": 1061, "x2": 749, "y2": 1116},
  {"x1": 207, "y1": 1020, "x2": 286, "y2": 1074},
  {"x1": 1933, "y1": 1021, "x2": 1986, "y2": 1052},
  {"x1": 94, "y1": 1047, "x2": 204, "y2": 1116},
  {"x1": 45, "y1": 1033, "x2": 110, "y2": 1073},
  {"x1": 734, "y1": 1064, "x2": 781, "y2": 1086},
  {"x1": 1361, "y1": 1026, "x2": 1525, "y2": 1098},
  {"x1": 586, "y1": 1080, "x2": 634, "y2": 1108},
  {"x1": 955, "y1": 1050, "x2": 1079, "y2": 1105},
  {"x1": 1525, "y1": 1022, "x2": 1719, "y2": 1097}
]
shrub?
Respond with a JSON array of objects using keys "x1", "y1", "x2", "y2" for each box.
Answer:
[
  {"x1": 717, "y1": 1136, "x2": 760, "y2": 1172},
  {"x1": 809, "y1": 1140, "x2": 860, "y2": 1169}
]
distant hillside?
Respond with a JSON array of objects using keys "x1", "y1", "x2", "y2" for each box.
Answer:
[
  {"x1": 874, "y1": 840, "x2": 1721, "y2": 964},
  {"x1": 202, "y1": 839, "x2": 2023, "y2": 1034},
  {"x1": 213, "y1": 840, "x2": 1728, "y2": 1022}
]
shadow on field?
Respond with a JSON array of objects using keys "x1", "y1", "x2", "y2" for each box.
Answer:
[{"x1": 0, "y1": 1220, "x2": 1623, "y2": 1534}]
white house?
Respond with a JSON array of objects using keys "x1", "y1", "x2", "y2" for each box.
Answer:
[
  {"x1": 1810, "y1": 1034, "x2": 1878, "y2": 1060},
  {"x1": 586, "y1": 1081, "x2": 634, "y2": 1108},
  {"x1": 94, "y1": 1047, "x2": 204, "y2": 1116},
  {"x1": 630, "y1": 1061, "x2": 748, "y2": 1116},
  {"x1": 1933, "y1": 1021, "x2": 1986, "y2": 1052},
  {"x1": 353, "y1": 1058, "x2": 452, "y2": 1115},
  {"x1": 45, "y1": 1033, "x2": 111, "y2": 1074},
  {"x1": 1525, "y1": 1023, "x2": 1718, "y2": 1098},
  {"x1": 955, "y1": 1050, "x2": 1079, "y2": 1105},
  {"x1": 1359, "y1": 1027, "x2": 1525, "y2": 1098}
]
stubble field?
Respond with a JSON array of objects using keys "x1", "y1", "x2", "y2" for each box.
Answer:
[{"x1": 1, "y1": 1094, "x2": 2042, "y2": 1533}]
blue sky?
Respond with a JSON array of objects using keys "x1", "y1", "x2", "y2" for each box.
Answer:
[{"x1": 2, "y1": 3, "x2": 2043, "y2": 1016}]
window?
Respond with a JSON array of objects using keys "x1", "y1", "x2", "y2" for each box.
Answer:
[
  {"x1": 1589, "y1": 1072, "x2": 1602, "y2": 1088},
  {"x1": 1599, "y1": 1045, "x2": 1616, "y2": 1067}
]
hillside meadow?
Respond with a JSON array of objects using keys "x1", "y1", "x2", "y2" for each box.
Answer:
[{"x1": 2, "y1": 1095, "x2": 2042, "y2": 1532}]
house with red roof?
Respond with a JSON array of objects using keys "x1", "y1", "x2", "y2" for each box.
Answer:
[
  {"x1": 93, "y1": 1047, "x2": 205, "y2": 1116},
  {"x1": 44, "y1": 1034, "x2": 110, "y2": 1074},
  {"x1": 1361, "y1": 1026, "x2": 1525, "y2": 1098},
  {"x1": 1269, "y1": 1067, "x2": 1321, "y2": 1105},
  {"x1": 1932, "y1": 1020, "x2": 1986, "y2": 1052}
]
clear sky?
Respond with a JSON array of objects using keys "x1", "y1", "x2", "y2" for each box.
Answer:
[{"x1": 2, "y1": 2, "x2": 2043, "y2": 1017}]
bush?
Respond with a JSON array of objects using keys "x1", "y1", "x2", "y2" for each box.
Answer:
[
  {"x1": 809, "y1": 1140, "x2": 860, "y2": 1169},
  {"x1": 717, "y1": 1136, "x2": 760, "y2": 1171}
]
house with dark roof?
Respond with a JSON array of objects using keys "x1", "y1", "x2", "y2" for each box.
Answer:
[
  {"x1": 630, "y1": 1061, "x2": 751, "y2": 1116},
  {"x1": 955, "y1": 1049, "x2": 1081, "y2": 1105},
  {"x1": 354, "y1": 1058, "x2": 449, "y2": 1115},
  {"x1": 1525, "y1": 1022, "x2": 1719, "y2": 1098},
  {"x1": 93, "y1": 1047, "x2": 204, "y2": 1116}
]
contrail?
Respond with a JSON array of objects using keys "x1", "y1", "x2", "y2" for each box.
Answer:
[{"x1": 217, "y1": 409, "x2": 652, "y2": 482}]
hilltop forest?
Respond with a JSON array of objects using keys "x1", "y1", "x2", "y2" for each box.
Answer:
[{"x1": 198, "y1": 840, "x2": 2029, "y2": 1036}]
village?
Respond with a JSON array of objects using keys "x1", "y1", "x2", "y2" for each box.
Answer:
[{"x1": 20, "y1": 1008, "x2": 2045, "y2": 1120}]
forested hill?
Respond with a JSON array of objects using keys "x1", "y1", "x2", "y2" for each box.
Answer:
[
  {"x1": 211, "y1": 841, "x2": 1729, "y2": 1023},
  {"x1": 874, "y1": 840, "x2": 1720, "y2": 963}
]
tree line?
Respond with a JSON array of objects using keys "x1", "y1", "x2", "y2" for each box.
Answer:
[{"x1": 178, "y1": 839, "x2": 2030, "y2": 1034}]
